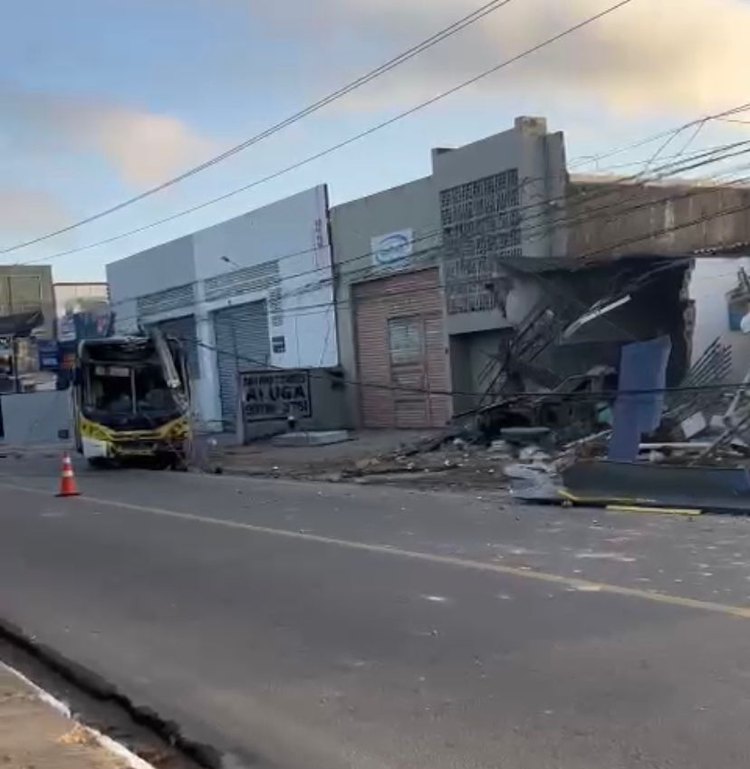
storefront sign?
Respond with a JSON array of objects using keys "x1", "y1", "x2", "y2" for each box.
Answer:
[
  {"x1": 240, "y1": 369, "x2": 312, "y2": 422},
  {"x1": 57, "y1": 309, "x2": 114, "y2": 343},
  {"x1": 58, "y1": 315, "x2": 77, "y2": 343},
  {"x1": 37, "y1": 340, "x2": 60, "y2": 371},
  {"x1": 371, "y1": 230, "x2": 413, "y2": 267}
]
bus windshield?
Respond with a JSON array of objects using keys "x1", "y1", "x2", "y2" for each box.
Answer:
[{"x1": 86, "y1": 363, "x2": 178, "y2": 417}]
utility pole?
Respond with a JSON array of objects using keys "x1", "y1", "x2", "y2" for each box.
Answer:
[{"x1": 12, "y1": 336, "x2": 20, "y2": 393}]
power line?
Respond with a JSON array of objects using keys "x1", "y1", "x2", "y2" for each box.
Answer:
[
  {"x1": 104, "y1": 144, "x2": 750, "y2": 329},
  {"x1": 100, "y1": 187, "x2": 750, "y2": 426},
  {"x1": 4, "y1": 0, "x2": 635, "y2": 261},
  {"x1": 567, "y1": 103, "x2": 750, "y2": 171},
  {"x1": 30, "y1": 128, "x2": 748, "y2": 313},
  {"x1": 109, "y1": 170, "x2": 750, "y2": 334},
  {"x1": 718, "y1": 118, "x2": 750, "y2": 127},
  {"x1": 97, "y1": 152, "x2": 750, "y2": 408},
  {"x1": 17, "y1": 102, "x2": 750, "y2": 272},
  {"x1": 45, "y1": 124, "x2": 750, "y2": 371},
  {"x1": 176, "y1": 334, "x2": 750, "y2": 403},
  {"x1": 0, "y1": 0, "x2": 517, "y2": 257},
  {"x1": 105, "y1": 184, "x2": 750, "y2": 346}
]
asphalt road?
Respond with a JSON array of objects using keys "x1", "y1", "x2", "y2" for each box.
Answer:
[{"x1": 3, "y1": 457, "x2": 750, "y2": 769}]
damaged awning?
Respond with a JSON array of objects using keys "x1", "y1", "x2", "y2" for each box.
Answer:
[{"x1": 0, "y1": 309, "x2": 44, "y2": 337}]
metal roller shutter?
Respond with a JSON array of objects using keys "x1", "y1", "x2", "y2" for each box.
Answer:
[
  {"x1": 213, "y1": 301, "x2": 271, "y2": 430},
  {"x1": 353, "y1": 268, "x2": 450, "y2": 428}
]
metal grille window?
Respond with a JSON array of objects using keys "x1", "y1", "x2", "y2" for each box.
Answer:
[
  {"x1": 137, "y1": 284, "x2": 195, "y2": 318},
  {"x1": 204, "y1": 261, "x2": 280, "y2": 303},
  {"x1": 440, "y1": 169, "x2": 522, "y2": 316}
]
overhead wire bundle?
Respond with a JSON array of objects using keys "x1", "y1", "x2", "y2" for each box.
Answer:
[{"x1": 6, "y1": 0, "x2": 750, "y2": 412}]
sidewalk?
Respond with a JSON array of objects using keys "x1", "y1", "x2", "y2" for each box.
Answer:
[
  {"x1": 213, "y1": 428, "x2": 509, "y2": 491},
  {"x1": 0, "y1": 664, "x2": 146, "y2": 769},
  {"x1": 0, "y1": 442, "x2": 72, "y2": 459}
]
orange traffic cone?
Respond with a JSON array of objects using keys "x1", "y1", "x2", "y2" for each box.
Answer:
[{"x1": 56, "y1": 453, "x2": 80, "y2": 497}]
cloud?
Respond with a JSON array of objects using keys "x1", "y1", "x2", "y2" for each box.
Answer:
[
  {"x1": 80, "y1": 107, "x2": 216, "y2": 187},
  {"x1": 1, "y1": 86, "x2": 216, "y2": 186},
  {"x1": 254, "y1": 0, "x2": 750, "y2": 116},
  {"x1": 0, "y1": 189, "x2": 70, "y2": 236}
]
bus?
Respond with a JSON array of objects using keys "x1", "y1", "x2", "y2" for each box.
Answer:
[{"x1": 72, "y1": 330, "x2": 191, "y2": 468}]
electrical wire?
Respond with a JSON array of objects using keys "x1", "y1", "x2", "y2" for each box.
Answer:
[
  {"x1": 92, "y1": 137, "x2": 750, "y2": 325},
  {"x1": 567, "y1": 103, "x2": 750, "y2": 171},
  {"x1": 0, "y1": 0, "x2": 518, "y2": 256},
  {"x1": 42, "y1": 126, "x2": 750, "y2": 412},
  {"x1": 173, "y1": 334, "x2": 750, "y2": 403},
  {"x1": 91, "y1": 146, "x2": 750, "y2": 413},
  {"x1": 15, "y1": 105, "x2": 750, "y2": 271},
  {"x1": 103, "y1": 148, "x2": 750, "y2": 332},
  {"x1": 104, "y1": 176, "x2": 750, "y2": 339},
  {"x1": 77, "y1": 180, "x2": 750, "y2": 410},
  {"x1": 3, "y1": 0, "x2": 635, "y2": 260},
  {"x1": 107, "y1": 178, "x2": 750, "y2": 352}
]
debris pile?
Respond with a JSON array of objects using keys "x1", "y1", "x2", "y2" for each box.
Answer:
[{"x1": 487, "y1": 334, "x2": 750, "y2": 514}]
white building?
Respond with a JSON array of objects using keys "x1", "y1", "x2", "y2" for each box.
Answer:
[
  {"x1": 106, "y1": 186, "x2": 338, "y2": 431},
  {"x1": 689, "y1": 253, "x2": 750, "y2": 381}
]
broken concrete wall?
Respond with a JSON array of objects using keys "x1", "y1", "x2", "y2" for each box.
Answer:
[
  {"x1": 567, "y1": 179, "x2": 750, "y2": 258},
  {"x1": 524, "y1": 257, "x2": 694, "y2": 387},
  {"x1": 450, "y1": 328, "x2": 514, "y2": 415}
]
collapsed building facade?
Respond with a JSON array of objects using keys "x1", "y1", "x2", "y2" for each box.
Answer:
[
  {"x1": 330, "y1": 116, "x2": 750, "y2": 431},
  {"x1": 103, "y1": 115, "x2": 750, "y2": 441}
]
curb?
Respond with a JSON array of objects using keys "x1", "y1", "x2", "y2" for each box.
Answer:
[{"x1": 2, "y1": 661, "x2": 156, "y2": 769}]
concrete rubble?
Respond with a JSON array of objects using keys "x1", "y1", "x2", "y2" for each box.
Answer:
[
  {"x1": 200, "y1": 357, "x2": 750, "y2": 507},
  {"x1": 211, "y1": 428, "x2": 516, "y2": 492},
  {"x1": 492, "y1": 335, "x2": 750, "y2": 513},
  {"x1": 195, "y1": 283, "x2": 750, "y2": 509}
]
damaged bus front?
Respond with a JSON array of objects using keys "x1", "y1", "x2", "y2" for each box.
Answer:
[{"x1": 73, "y1": 332, "x2": 191, "y2": 467}]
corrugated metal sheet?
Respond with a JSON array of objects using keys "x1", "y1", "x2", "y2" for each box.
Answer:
[
  {"x1": 353, "y1": 268, "x2": 450, "y2": 428},
  {"x1": 213, "y1": 301, "x2": 271, "y2": 430}
]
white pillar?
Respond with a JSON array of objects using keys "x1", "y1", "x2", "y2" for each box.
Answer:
[{"x1": 194, "y1": 283, "x2": 222, "y2": 431}]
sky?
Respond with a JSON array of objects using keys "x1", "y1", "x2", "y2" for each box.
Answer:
[{"x1": 1, "y1": 0, "x2": 749, "y2": 281}]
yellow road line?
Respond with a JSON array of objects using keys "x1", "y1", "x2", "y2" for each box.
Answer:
[
  {"x1": 606, "y1": 504, "x2": 703, "y2": 516},
  {"x1": 3, "y1": 480, "x2": 750, "y2": 620}
]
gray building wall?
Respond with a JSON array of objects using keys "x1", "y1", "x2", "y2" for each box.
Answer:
[
  {"x1": 450, "y1": 328, "x2": 512, "y2": 416},
  {"x1": 328, "y1": 117, "x2": 569, "y2": 421},
  {"x1": 430, "y1": 117, "x2": 565, "y2": 411},
  {"x1": 0, "y1": 265, "x2": 56, "y2": 339},
  {"x1": 432, "y1": 116, "x2": 567, "y2": 337},
  {"x1": 330, "y1": 177, "x2": 441, "y2": 424},
  {"x1": 238, "y1": 368, "x2": 349, "y2": 441},
  {"x1": 0, "y1": 390, "x2": 71, "y2": 445},
  {"x1": 107, "y1": 236, "x2": 197, "y2": 334},
  {"x1": 566, "y1": 177, "x2": 750, "y2": 258}
]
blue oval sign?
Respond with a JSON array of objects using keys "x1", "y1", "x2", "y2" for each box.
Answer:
[{"x1": 373, "y1": 232, "x2": 412, "y2": 265}]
